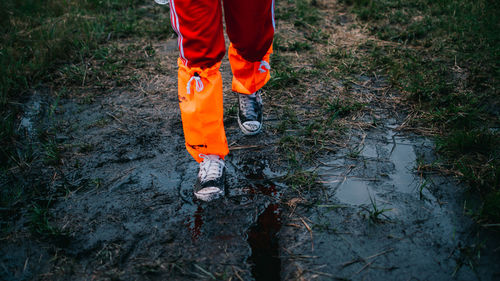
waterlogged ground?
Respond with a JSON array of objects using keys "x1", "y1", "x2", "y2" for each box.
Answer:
[
  {"x1": 2, "y1": 1, "x2": 500, "y2": 280},
  {"x1": 280, "y1": 120, "x2": 500, "y2": 280}
]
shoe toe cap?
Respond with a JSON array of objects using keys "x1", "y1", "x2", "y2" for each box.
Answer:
[
  {"x1": 196, "y1": 186, "x2": 221, "y2": 195},
  {"x1": 194, "y1": 186, "x2": 223, "y2": 201},
  {"x1": 242, "y1": 121, "x2": 262, "y2": 132}
]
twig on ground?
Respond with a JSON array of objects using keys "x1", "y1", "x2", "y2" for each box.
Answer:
[
  {"x1": 229, "y1": 145, "x2": 264, "y2": 150},
  {"x1": 232, "y1": 266, "x2": 244, "y2": 281},
  {"x1": 354, "y1": 257, "x2": 377, "y2": 275},
  {"x1": 341, "y1": 248, "x2": 394, "y2": 268},
  {"x1": 194, "y1": 264, "x2": 216, "y2": 280},
  {"x1": 106, "y1": 112, "x2": 123, "y2": 124},
  {"x1": 300, "y1": 217, "x2": 314, "y2": 251}
]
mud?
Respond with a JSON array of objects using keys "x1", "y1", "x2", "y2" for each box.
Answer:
[
  {"x1": 1, "y1": 38, "x2": 286, "y2": 280},
  {"x1": 4, "y1": 46, "x2": 498, "y2": 281},
  {"x1": 2, "y1": 2, "x2": 500, "y2": 281}
]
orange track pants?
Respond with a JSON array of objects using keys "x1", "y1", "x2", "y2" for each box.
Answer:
[{"x1": 170, "y1": 0, "x2": 275, "y2": 162}]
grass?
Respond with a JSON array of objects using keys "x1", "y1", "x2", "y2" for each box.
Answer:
[
  {"x1": 364, "y1": 195, "x2": 392, "y2": 224},
  {"x1": 276, "y1": 0, "x2": 321, "y2": 27},
  {"x1": 339, "y1": 0, "x2": 500, "y2": 224},
  {"x1": 284, "y1": 170, "x2": 321, "y2": 195},
  {"x1": 325, "y1": 97, "x2": 364, "y2": 122},
  {"x1": 268, "y1": 1, "x2": 371, "y2": 203},
  {"x1": 42, "y1": 139, "x2": 61, "y2": 165},
  {"x1": 452, "y1": 241, "x2": 483, "y2": 277},
  {"x1": 29, "y1": 202, "x2": 64, "y2": 237},
  {"x1": 267, "y1": 53, "x2": 303, "y2": 89}
]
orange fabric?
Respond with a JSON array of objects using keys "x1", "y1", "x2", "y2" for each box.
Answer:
[
  {"x1": 177, "y1": 58, "x2": 229, "y2": 163},
  {"x1": 229, "y1": 44, "x2": 273, "y2": 95}
]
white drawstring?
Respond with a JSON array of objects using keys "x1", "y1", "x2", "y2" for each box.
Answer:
[
  {"x1": 258, "y1": 60, "x2": 271, "y2": 73},
  {"x1": 186, "y1": 75, "x2": 204, "y2": 94}
]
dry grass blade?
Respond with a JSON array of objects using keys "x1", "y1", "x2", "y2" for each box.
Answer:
[
  {"x1": 300, "y1": 217, "x2": 314, "y2": 251},
  {"x1": 193, "y1": 264, "x2": 216, "y2": 280},
  {"x1": 341, "y1": 248, "x2": 394, "y2": 268},
  {"x1": 229, "y1": 145, "x2": 264, "y2": 151},
  {"x1": 232, "y1": 266, "x2": 244, "y2": 281}
]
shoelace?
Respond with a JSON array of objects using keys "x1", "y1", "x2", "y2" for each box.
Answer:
[
  {"x1": 239, "y1": 92, "x2": 260, "y2": 120},
  {"x1": 258, "y1": 60, "x2": 271, "y2": 73},
  {"x1": 198, "y1": 154, "x2": 224, "y2": 182},
  {"x1": 186, "y1": 74, "x2": 204, "y2": 94}
]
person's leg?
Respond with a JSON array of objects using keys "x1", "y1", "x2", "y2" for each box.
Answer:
[
  {"x1": 223, "y1": 0, "x2": 275, "y2": 134},
  {"x1": 169, "y1": 0, "x2": 229, "y2": 163},
  {"x1": 170, "y1": 0, "x2": 228, "y2": 201}
]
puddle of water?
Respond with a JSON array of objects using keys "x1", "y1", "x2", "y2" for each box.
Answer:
[
  {"x1": 386, "y1": 135, "x2": 418, "y2": 193},
  {"x1": 246, "y1": 184, "x2": 282, "y2": 281},
  {"x1": 247, "y1": 202, "x2": 281, "y2": 281},
  {"x1": 184, "y1": 204, "x2": 204, "y2": 242},
  {"x1": 335, "y1": 178, "x2": 378, "y2": 205},
  {"x1": 321, "y1": 128, "x2": 431, "y2": 206},
  {"x1": 361, "y1": 143, "x2": 378, "y2": 158}
]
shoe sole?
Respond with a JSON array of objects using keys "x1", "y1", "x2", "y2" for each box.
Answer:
[
  {"x1": 237, "y1": 117, "x2": 262, "y2": 136},
  {"x1": 194, "y1": 188, "x2": 224, "y2": 202}
]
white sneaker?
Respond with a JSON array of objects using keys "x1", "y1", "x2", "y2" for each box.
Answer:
[
  {"x1": 237, "y1": 90, "x2": 263, "y2": 135},
  {"x1": 194, "y1": 154, "x2": 225, "y2": 201}
]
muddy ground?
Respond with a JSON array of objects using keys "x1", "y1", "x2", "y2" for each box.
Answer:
[{"x1": 2, "y1": 1, "x2": 500, "y2": 280}]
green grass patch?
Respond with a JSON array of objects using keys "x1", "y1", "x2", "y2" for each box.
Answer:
[
  {"x1": 276, "y1": 0, "x2": 321, "y2": 26},
  {"x1": 284, "y1": 170, "x2": 320, "y2": 194},
  {"x1": 275, "y1": 0, "x2": 328, "y2": 43},
  {"x1": 267, "y1": 53, "x2": 303, "y2": 89},
  {"x1": 29, "y1": 202, "x2": 63, "y2": 237},
  {"x1": 325, "y1": 97, "x2": 364, "y2": 121}
]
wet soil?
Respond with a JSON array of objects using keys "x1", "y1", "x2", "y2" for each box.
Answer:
[
  {"x1": 2, "y1": 1, "x2": 500, "y2": 281},
  {"x1": 280, "y1": 119, "x2": 500, "y2": 280}
]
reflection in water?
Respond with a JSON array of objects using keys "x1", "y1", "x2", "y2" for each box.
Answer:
[
  {"x1": 388, "y1": 141, "x2": 418, "y2": 193},
  {"x1": 335, "y1": 178, "x2": 377, "y2": 205},
  {"x1": 246, "y1": 184, "x2": 282, "y2": 281},
  {"x1": 247, "y1": 202, "x2": 281, "y2": 281},
  {"x1": 185, "y1": 204, "x2": 204, "y2": 242}
]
